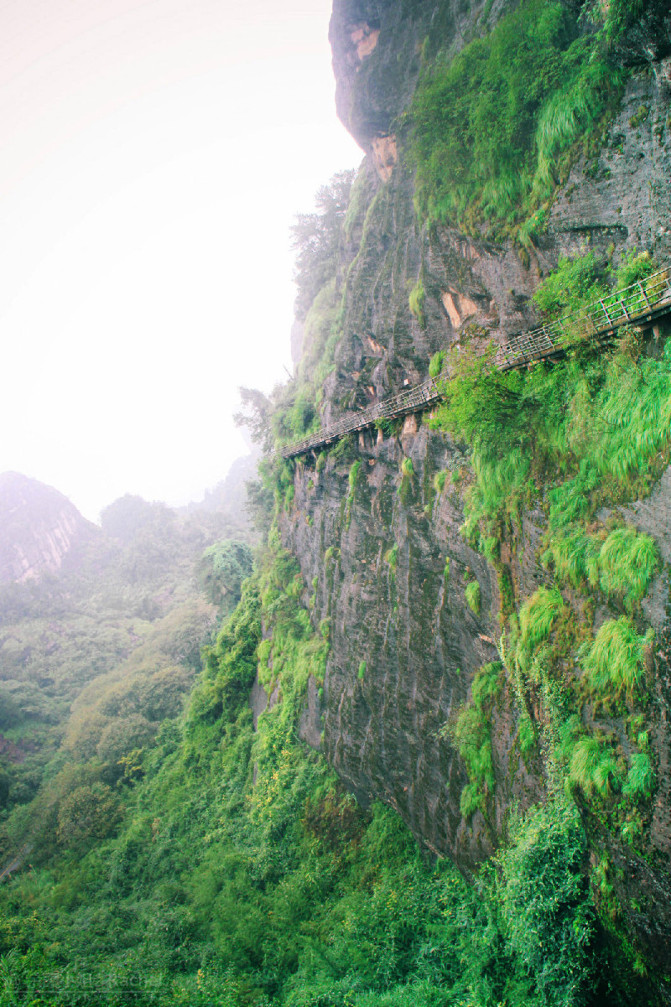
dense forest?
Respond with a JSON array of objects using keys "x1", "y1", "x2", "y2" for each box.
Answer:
[{"x1": 1, "y1": 0, "x2": 671, "y2": 1004}]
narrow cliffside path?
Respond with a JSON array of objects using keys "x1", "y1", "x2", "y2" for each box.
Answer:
[{"x1": 281, "y1": 266, "x2": 671, "y2": 460}]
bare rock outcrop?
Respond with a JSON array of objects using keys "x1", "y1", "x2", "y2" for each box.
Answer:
[{"x1": 0, "y1": 472, "x2": 94, "y2": 584}]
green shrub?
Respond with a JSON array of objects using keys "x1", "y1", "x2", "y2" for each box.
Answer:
[
  {"x1": 518, "y1": 714, "x2": 536, "y2": 755},
  {"x1": 482, "y1": 536, "x2": 499, "y2": 563},
  {"x1": 612, "y1": 248, "x2": 656, "y2": 290},
  {"x1": 460, "y1": 782, "x2": 482, "y2": 818},
  {"x1": 581, "y1": 617, "x2": 653, "y2": 702},
  {"x1": 409, "y1": 278, "x2": 426, "y2": 327},
  {"x1": 465, "y1": 580, "x2": 481, "y2": 616},
  {"x1": 345, "y1": 460, "x2": 363, "y2": 528},
  {"x1": 399, "y1": 458, "x2": 415, "y2": 505},
  {"x1": 515, "y1": 587, "x2": 565, "y2": 681},
  {"x1": 543, "y1": 528, "x2": 600, "y2": 590},
  {"x1": 433, "y1": 469, "x2": 448, "y2": 493},
  {"x1": 568, "y1": 735, "x2": 622, "y2": 798},
  {"x1": 622, "y1": 752, "x2": 655, "y2": 800},
  {"x1": 471, "y1": 661, "x2": 502, "y2": 707},
  {"x1": 497, "y1": 799, "x2": 598, "y2": 1005},
  {"x1": 455, "y1": 706, "x2": 494, "y2": 809},
  {"x1": 384, "y1": 543, "x2": 399, "y2": 574},
  {"x1": 430, "y1": 254, "x2": 671, "y2": 552},
  {"x1": 454, "y1": 663, "x2": 502, "y2": 818},
  {"x1": 532, "y1": 252, "x2": 606, "y2": 320},
  {"x1": 348, "y1": 459, "x2": 362, "y2": 494},
  {"x1": 429, "y1": 350, "x2": 446, "y2": 379},
  {"x1": 357, "y1": 661, "x2": 366, "y2": 681},
  {"x1": 597, "y1": 526, "x2": 659, "y2": 609}
]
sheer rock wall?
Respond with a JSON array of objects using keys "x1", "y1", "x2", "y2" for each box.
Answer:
[{"x1": 279, "y1": 0, "x2": 671, "y2": 983}]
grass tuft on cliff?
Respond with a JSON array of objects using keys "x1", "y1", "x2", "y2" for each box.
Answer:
[{"x1": 581, "y1": 617, "x2": 653, "y2": 703}]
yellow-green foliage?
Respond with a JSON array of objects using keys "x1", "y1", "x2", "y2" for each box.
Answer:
[
  {"x1": 517, "y1": 713, "x2": 536, "y2": 755},
  {"x1": 482, "y1": 536, "x2": 499, "y2": 563},
  {"x1": 344, "y1": 460, "x2": 363, "y2": 529},
  {"x1": 581, "y1": 617, "x2": 653, "y2": 702},
  {"x1": 623, "y1": 752, "x2": 655, "y2": 800},
  {"x1": 543, "y1": 528, "x2": 601, "y2": 590},
  {"x1": 409, "y1": 0, "x2": 625, "y2": 237},
  {"x1": 531, "y1": 252, "x2": 608, "y2": 319},
  {"x1": 257, "y1": 639, "x2": 272, "y2": 667},
  {"x1": 433, "y1": 469, "x2": 448, "y2": 493},
  {"x1": 399, "y1": 457, "x2": 415, "y2": 504},
  {"x1": 429, "y1": 350, "x2": 446, "y2": 379},
  {"x1": 545, "y1": 524, "x2": 659, "y2": 609},
  {"x1": 384, "y1": 543, "x2": 398, "y2": 574},
  {"x1": 465, "y1": 580, "x2": 481, "y2": 616},
  {"x1": 497, "y1": 798, "x2": 596, "y2": 1003},
  {"x1": 348, "y1": 459, "x2": 362, "y2": 495},
  {"x1": 343, "y1": 164, "x2": 370, "y2": 241},
  {"x1": 454, "y1": 662, "x2": 502, "y2": 817},
  {"x1": 409, "y1": 278, "x2": 426, "y2": 327},
  {"x1": 597, "y1": 527, "x2": 660, "y2": 609},
  {"x1": 515, "y1": 587, "x2": 566, "y2": 683},
  {"x1": 568, "y1": 735, "x2": 622, "y2": 798},
  {"x1": 254, "y1": 541, "x2": 330, "y2": 709},
  {"x1": 357, "y1": 661, "x2": 366, "y2": 681}
]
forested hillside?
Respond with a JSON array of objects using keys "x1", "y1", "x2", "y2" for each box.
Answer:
[
  {"x1": 1, "y1": 0, "x2": 671, "y2": 1004},
  {"x1": 0, "y1": 468, "x2": 254, "y2": 866}
]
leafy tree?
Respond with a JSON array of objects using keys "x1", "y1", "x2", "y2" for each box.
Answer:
[
  {"x1": 100, "y1": 494, "x2": 174, "y2": 544},
  {"x1": 95, "y1": 714, "x2": 156, "y2": 763},
  {"x1": 234, "y1": 386, "x2": 274, "y2": 451},
  {"x1": 197, "y1": 540, "x2": 253, "y2": 612},
  {"x1": 56, "y1": 782, "x2": 122, "y2": 851},
  {"x1": 0, "y1": 687, "x2": 22, "y2": 730},
  {"x1": 291, "y1": 170, "x2": 354, "y2": 319}
]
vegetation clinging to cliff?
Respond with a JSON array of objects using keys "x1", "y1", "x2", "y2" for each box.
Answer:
[
  {"x1": 430, "y1": 252, "x2": 667, "y2": 980},
  {"x1": 408, "y1": 0, "x2": 630, "y2": 238},
  {"x1": 431, "y1": 253, "x2": 670, "y2": 537}
]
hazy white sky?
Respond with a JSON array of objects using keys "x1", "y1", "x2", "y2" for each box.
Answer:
[{"x1": 0, "y1": 0, "x2": 361, "y2": 521}]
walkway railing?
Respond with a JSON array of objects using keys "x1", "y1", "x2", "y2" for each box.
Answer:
[
  {"x1": 281, "y1": 266, "x2": 671, "y2": 459},
  {"x1": 496, "y1": 266, "x2": 671, "y2": 370},
  {"x1": 279, "y1": 377, "x2": 442, "y2": 458}
]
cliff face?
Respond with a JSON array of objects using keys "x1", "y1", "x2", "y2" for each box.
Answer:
[
  {"x1": 0, "y1": 473, "x2": 95, "y2": 585},
  {"x1": 276, "y1": 0, "x2": 671, "y2": 989}
]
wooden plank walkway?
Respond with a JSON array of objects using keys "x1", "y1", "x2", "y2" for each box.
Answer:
[{"x1": 281, "y1": 266, "x2": 671, "y2": 460}]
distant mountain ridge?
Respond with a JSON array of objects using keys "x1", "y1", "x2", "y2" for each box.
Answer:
[{"x1": 0, "y1": 473, "x2": 95, "y2": 585}]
